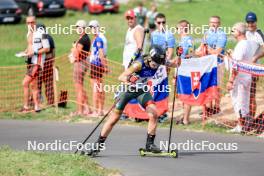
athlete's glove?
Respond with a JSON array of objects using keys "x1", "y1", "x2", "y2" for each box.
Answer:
[
  {"x1": 176, "y1": 46, "x2": 183, "y2": 56},
  {"x1": 134, "y1": 48, "x2": 142, "y2": 59},
  {"x1": 128, "y1": 48, "x2": 143, "y2": 68},
  {"x1": 127, "y1": 75, "x2": 139, "y2": 84}
]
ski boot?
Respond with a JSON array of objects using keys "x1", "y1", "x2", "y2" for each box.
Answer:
[
  {"x1": 81, "y1": 136, "x2": 106, "y2": 157},
  {"x1": 145, "y1": 134, "x2": 161, "y2": 153}
]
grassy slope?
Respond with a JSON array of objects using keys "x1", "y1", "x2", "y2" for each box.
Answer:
[
  {"x1": 0, "y1": 0, "x2": 264, "y2": 66},
  {"x1": 0, "y1": 146, "x2": 120, "y2": 176}
]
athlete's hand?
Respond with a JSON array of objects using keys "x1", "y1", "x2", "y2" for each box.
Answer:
[{"x1": 127, "y1": 75, "x2": 139, "y2": 84}]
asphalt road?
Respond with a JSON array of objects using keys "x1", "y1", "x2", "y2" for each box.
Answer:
[{"x1": 0, "y1": 120, "x2": 263, "y2": 176}]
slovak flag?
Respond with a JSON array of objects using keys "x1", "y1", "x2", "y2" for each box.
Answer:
[
  {"x1": 124, "y1": 65, "x2": 169, "y2": 119},
  {"x1": 177, "y1": 55, "x2": 218, "y2": 105}
]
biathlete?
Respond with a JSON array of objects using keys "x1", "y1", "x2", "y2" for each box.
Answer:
[{"x1": 87, "y1": 45, "x2": 181, "y2": 156}]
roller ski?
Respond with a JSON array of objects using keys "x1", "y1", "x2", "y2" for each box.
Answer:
[
  {"x1": 139, "y1": 134, "x2": 178, "y2": 158},
  {"x1": 80, "y1": 136, "x2": 106, "y2": 157},
  {"x1": 80, "y1": 148, "x2": 101, "y2": 158}
]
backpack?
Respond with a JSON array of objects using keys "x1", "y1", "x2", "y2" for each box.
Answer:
[{"x1": 256, "y1": 29, "x2": 264, "y2": 43}]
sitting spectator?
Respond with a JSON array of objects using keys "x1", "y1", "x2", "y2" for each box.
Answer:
[{"x1": 227, "y1": 22, "x2": 258, "y2": 133}]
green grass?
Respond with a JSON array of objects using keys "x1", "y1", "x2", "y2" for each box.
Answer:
[
  {"x1": 1, "y1": 0, "x2": 264, "y2": 66},
  {"x1": 0, "y1": 146, "x2": 120, "y2": 176}
]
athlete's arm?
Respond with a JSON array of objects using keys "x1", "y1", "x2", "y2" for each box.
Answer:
[{"x1": 118, "y1": 61, "x2": 142, "y2": 84}]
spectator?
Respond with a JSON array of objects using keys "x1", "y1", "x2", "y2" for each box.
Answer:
[
  {"x1": 227, "y1": 22, "x2": 258, "y2": 133},
  {"x1": 176, "y1": 20, "x2": 194, "y2": 125},
  {"x1": 197, "y1": 16, "x2": 227, "y2": 116},
  {"x1": 245, "y1": 12, "x2": 264, "y2": 118},
  {"x1": 88, "y1": 20, "x2": 108, "y2": 116},
  {"x1": 71, "y1": 20, "x2": 92, "y2": 116},
  {"x1": 150, "y1": 13, "x2": 176, "y2": 122},
  {"x1": 151, "y1": 13, "x2": 175, "y2": 61},
  {"x1": 146, "y1": 3, "x2": 158, "y2": 32},
  {"x1": 121, "y1": 9, "x2": 144, "y2": 120},
  {"x1": 36, "y1": 23, "x2": 55, "y2": 106},
  {"x1": 133, "y1": 1, "x2": 148, "y2": 27},
  {"x1": 21, "y1": 16, "x2": 50, "y2": 112},
  {"x1": 123, "y1": 9, "x2": 144, "y2": 69}
]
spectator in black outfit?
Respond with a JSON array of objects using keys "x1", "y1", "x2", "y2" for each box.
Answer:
[{"x1": 70, "y1": 20, "x2": 92, "y2": 116}]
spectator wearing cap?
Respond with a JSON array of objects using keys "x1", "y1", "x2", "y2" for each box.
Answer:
[
  {"x1": 36, "y1": 23, "x2": 55, "y2": 106},
  {"x1": 133, "y1": 1, "x2": 148, "y2": 27},
  {"x1": 227, "y1": 22, "x2": 258, "y2": 133},
  {"x1": 197, "y1": 16, "x2": 227, "y2": 116},
  {"x1": 120, "y1": 9, "x2": 144, "y2": 120},
  {"x1": 123, "y1": 9, "x2": 144, "y2": 69},
  {"x1": 71, "y1": 20, "x2": 92, "y2": 116},
  {"x1": 88, "y1": 20, "x2": 108, "y2": 116},
  {"x1": 245, "y1": 12, "x2": 264, "y2": 118}
]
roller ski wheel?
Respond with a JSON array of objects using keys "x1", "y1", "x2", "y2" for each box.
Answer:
[
  {"x1": 80, "y1": 149, "x2": 100, "y2": 157},
  {"x1": 170, "y1": 149, "x2": 179, "y2": 158},
  {"x1": 139, "y1": 148, "x2": 178, "y2": 158}
]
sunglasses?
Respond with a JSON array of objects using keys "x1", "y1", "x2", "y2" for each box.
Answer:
[
  {"x1": 26, "y1": 21, "x2": 35, "y2": 24},
  {"x1": 157, "y1": 21, "x2": 166, "y2": 25},
  {"x1": 126, "y1": 17, "x2": 135, "y2": 20}
]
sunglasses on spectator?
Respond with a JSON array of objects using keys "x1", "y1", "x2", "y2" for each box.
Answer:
[
  {"x1": 157, "y1": 21, "x2": 166, "y2": 25},
  {"x1": 126, "y1": 17, "x2": 135, "y2": 20}
]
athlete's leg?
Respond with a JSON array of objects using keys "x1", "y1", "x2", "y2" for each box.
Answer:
[
  {"x1": 137, "y1": 91, "x2": 161, "y2": 152},
  {"x1": 100, "y1": 109, "x2": 122, "y2": 137},
  {"x1": 146, "y1": 104, "x2": 158, "y2": 135},
  {"x1": 88, "y1": 91, "x2": 136, "y2": 155}
]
